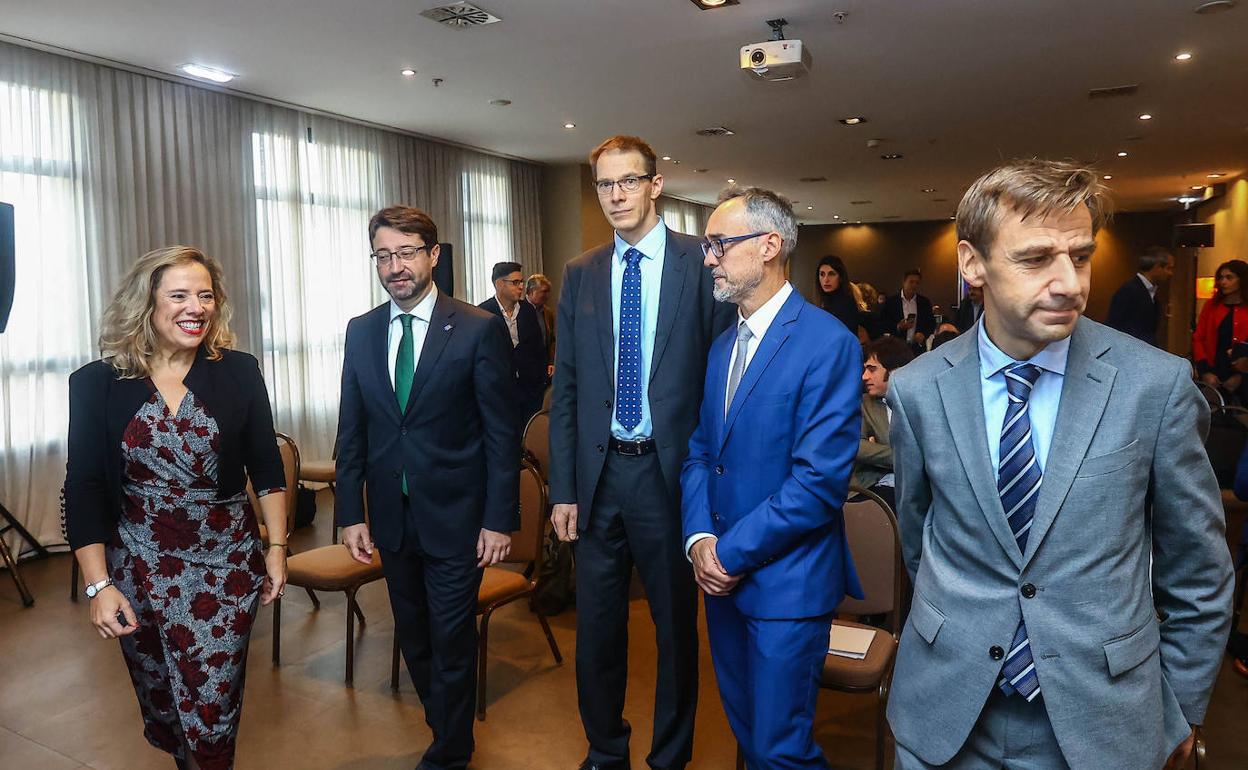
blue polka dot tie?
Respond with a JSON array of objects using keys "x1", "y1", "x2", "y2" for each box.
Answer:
[
  {"x1": 616, "y1": 248, "x2": 644, "y2": 431},
  {"x1": 997, "y1": 363, "x2": 1043, "y2": 701}
]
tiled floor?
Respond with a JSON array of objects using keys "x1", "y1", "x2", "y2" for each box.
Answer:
[{"x1": 1, "y1": 488, "x2": 1244, "y2": 769}]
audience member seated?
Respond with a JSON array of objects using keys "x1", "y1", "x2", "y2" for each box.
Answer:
[
  {"x1": 856, "y1": 282, "x2": 887, "y2": 339},
  {"x1": 1193, "y1": 259, "x2": 1248, "y2": 405},
  {"x1": 882, "y1": 268, "x2": 936, "y2": 351},
  {"x1": 954, "y1": 284, "x2": 984, "y2": 332},
  {"x1": 814, "y1": 254, "x2": 863, "y2": 336},
  {"x1": 929, "y1": 326, "x2": 961, "y2": 350},
  {"x1": 851, "y1": 336, "x2": 915, "y2": 510}
]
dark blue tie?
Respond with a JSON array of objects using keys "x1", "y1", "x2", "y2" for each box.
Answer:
[
  {"x1": 997, "y1": 363, "x2": 1043, "y2": 701},
  {"x1": 616, "y1": 248, "x2": 644, "y2": 431}
]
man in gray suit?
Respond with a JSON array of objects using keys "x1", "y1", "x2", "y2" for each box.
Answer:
[
  {"x1": 886, "y1": 159, "x2": 1233, "y2": 769},
  {"x1": 548, "y1": 134, "x2": 733, "y2": 770}
]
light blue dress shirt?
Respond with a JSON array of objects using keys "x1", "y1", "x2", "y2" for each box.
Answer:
[
  {"x1": 610, "y1": 218, "x2": 667, "y2": 440},
  {"x1": 977, "y1": 318, "x2": 1070, "y2": 476}
]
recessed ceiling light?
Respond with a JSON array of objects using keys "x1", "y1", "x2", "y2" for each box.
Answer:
[
  {"x1": 179, "y1": 63, "x2": 236, "y2": 83},
  {"x1": 489, "y1": 98, "x2": 511, "y2": 107},
  {"x1": 671, "y1": 160, "x2": 681, "y2": 165},
  {"x1": 401, "y1": 68, "x2": 417, "y2": 77},
  {"x1": 727, "y1": 178, "x2": 736, "y2": 184},
  {"x1": 1194, "y1": 1, "x2": 1237, "y2": 15},
  {"x1": 920, "y1": 187, "x2": 936, "y2": 193},
  {"x1": 1175, "y1": 52, "x2": 1194, "y2": 61},
  {"x1": 949, "y1": 216, "x2": 956, "y2": 220},
  {"x1": 1192, "y1": 185, "x2": 1205, "y2": 190},
  {"x1": 563, "y1": 122, "x2": 576, "y2": 130},
  {"x1": 1138, "y1": 113, "x2": 1153, "y2": 120},
  {"x1": 661, "y1": 155, "x2": 672, "y2": 161},
  {"x1": 1117, "y1": 151, "x2": 1129, "y2": 157},
  {"x1": 1208, "y1": 172, "x2": 1225, "y2": 178},
  {"x1": 880, "y1": 153, "x2": 903, "y2": 160},
  {"x1": 839, "y1": 117, "x2": 867, "y2": 126},
  {"x1": 807, "y1": 206, "x2": 814, "y2": 210},
  {"x1": 1178, "y1": 195, "x2": 1201, "y2": 204},
  {"x1": 1103, "y1": 175, "x2": 1113, "y2": 180},
  {"x1": 693, "y1": 168, "x2": 709, "y2": 173},
  {"x1": 689, "y1": 0, "x2": 738, "y2": 8},
  {"x1": 833, "y1": 215, "x2": 840, "y2": 219}
]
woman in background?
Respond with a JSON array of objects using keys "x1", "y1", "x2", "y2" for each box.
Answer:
[
  {"x1": 814, "y1": 254, "x2": 862, "y2": 335},
  {"x1": 1193, "y1": 259, "x2": 1248, "y2": 403},
  {"x1": 65, "y1": 246, "x2": 286, "y2": 770},
  {"x1": 856, "y1": 281, "x2": 886, "y2": 340}
]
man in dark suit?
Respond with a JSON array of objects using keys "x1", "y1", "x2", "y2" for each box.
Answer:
[
  {"x1": 549, "y1": 135, "x2": 734, "y2": 770},
  {"x1": 336, "y1": 205, "x2": 519, "y2": 770},
  {"x1": 683, "y1": 187, "x2": 863, "y2": 768},
  {"x1": 882, "y1": 269, "x2": 936, "y2": 350},
  {"x1": 1105, "y1": 245, "x2": 1174, "y2": 346},
  {"x1": 852, "y1": 335, "x2": 915, "y2": 511},
  {"x1": 479, "y1": 261, "x2": 548, "y2": 423},
  {"x1": 954, "y1": 284, "x2": 984, "y2": 333},
  {"x1": 526, "y1": 273, "x2": 557, "y2": 378}
]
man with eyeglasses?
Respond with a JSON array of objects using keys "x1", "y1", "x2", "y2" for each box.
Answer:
[
  {"x1": 479, "y1": 261, "x2": 548, "y2": 424},
  {"x1": 335, "y1": 205, "x2": 519, "y2": 770},
  {"x1": 549, "y1": 135, "x2": 734, "y2": 770},
  {"x1": 682, "y1": 187, "x2": 862, "y2": 769}
]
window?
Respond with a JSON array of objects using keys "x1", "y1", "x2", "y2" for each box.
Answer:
[{"x1": 461, "y1": 158, "x2": 514, "y2": 303}]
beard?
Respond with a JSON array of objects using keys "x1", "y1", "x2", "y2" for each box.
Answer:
[
  {"x1": 713, "y1": 264, "x2": 764, "y2": 304},
  {"x1": 385, "y1": 269, "x2": 430, "y2": 303}
]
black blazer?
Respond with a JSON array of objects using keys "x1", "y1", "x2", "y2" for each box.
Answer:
[
  {"x1": 478, "y1": 296, "x2": 548, "y2": 405},
  {"x1": 882, "y1": 292, "x2": 936, "y2": 338},
  {"x1": 548, "y1": 230, "x2": 735, "y2": 519},
  {"x1": 1105, "y1": 275, "x2": 1160, "y2": 346},
  {"x1": 955, "y1": 300, "x2": 983, "y2": 334},
  {"x1": 820, "y1": 292, "x2": 862, "y2": 336},
  {"x1": 335, "y1": 292, "x2": 519, "y2": 557},
  {"x1": 64, "y1": 348, "x2": 284, "y2": 550}
]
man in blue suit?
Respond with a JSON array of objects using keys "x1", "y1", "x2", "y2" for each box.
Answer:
[{"x1": 682, "y1": 187, "x2": 864, "y2": 769}]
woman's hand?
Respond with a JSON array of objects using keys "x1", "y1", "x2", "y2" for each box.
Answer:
[
  {"x1": 91, "y1": 585, "x2": 138, "y2": 638},
  {"x1": 260, "y1": 545, "x2": 288, "y2": 606}
]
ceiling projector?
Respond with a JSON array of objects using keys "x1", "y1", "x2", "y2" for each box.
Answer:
[{"x1": 740, "y1": 18, "x2": 811, "y2": 82}]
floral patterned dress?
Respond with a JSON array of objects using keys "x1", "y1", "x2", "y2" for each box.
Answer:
[{"x1": 105, "y1": 389, "x2": 276, "y2": 770}]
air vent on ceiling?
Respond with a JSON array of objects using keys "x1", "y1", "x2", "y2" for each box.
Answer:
[
  {"x1": 850, "y1": 200, "x2": 872, "y2": 205},
  {"x1": 420, "y1": 1, "x2": 501, "y2": 27},
  {"x1": 695, "y1": 126, "x2": 735, "y2": 137},
  {"x1": 1087, "y1": 84, "x2": 1139, "y2": 100},
  {"x1": 799, "y1": 176, "x2": 828, "y2": 183},
  {"x1": 882, "y1": 215, "x2": 901, "y2": 220}
]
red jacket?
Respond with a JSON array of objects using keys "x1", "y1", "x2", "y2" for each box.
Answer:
[{"x1": 1192, "y1": 298, "x2": 1248, "y2": 371}]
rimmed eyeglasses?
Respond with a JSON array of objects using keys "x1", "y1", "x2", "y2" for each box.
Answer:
[
  {"x1": 370, "y1": 245, "x2": 430, "y2": 266},
  {"x1": 699, "y1": 232, "x2": 768, "y2": 259}
]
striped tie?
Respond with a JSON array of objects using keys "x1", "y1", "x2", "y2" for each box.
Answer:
[{"x1": 997, "y1": 363, "x2": 1043, "y2": 701}]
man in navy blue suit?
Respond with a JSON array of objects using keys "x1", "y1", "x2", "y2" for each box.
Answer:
[{"x1": 682, "y1": 187, "x2": 864, "y2": 769}]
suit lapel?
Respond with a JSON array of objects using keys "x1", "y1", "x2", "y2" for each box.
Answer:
[
  {"x1": 708, "y1": 330, "x2": 732, "y2": 448},
  {"x1": 367, "y1": 304, "x2": 401, "y2": 422},
  {"x1": 936, "y1": 332, "x2": 1023, "y2": 570},
  {"x1": 590, "y1": 248, "x2": 616, "y2": 390},
  {"x1": 649, "y1": 236, "x2": 690, "y2": 379},
  {"x1": 718, "y1": 291, "x2": 802, "y2": 451},
  {"x1": 1021, "y1": 321, "x2": 1115, "y2": 566},
  {"x1": 404, "y1": 293, "x2": 457, "y2": 415}
]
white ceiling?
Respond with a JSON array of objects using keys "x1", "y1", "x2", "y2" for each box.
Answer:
[{"x1": 2, "y1": 0, "x2": 1246, "y2": 224}]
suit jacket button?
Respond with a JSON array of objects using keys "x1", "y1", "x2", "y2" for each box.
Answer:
[
  {"x1": 604, "y1": 400, "x2": 612, "y2": 409},
  {"x1": 990, "y1": 646, "x2": 1004, "y2": 660},
  {"x1": 715, "y1": 465, "x2": 724, "y2": 475},
  {"x1": 1021, "y1": 583, "x2": 1037, "y2": 599},
  {"x1": 596, "y1": 444, "x2": 605, "y2": 453},
  {"x1": 711, "y1": 512, "x2": 720, "y2": 522},
  {"x1": 400, "y1": 427, "x2": 408, "y2": 436}
]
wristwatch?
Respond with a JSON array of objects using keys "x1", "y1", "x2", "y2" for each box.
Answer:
[{"x1": 84, "y1": 578, "x2": 114, "y2": 599}]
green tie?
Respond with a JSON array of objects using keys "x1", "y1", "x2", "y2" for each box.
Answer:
[{"x1": 395, "y1": 314, "x2": 415, "y2": 495}]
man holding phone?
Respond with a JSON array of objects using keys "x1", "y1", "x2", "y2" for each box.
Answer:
[{"x1": 883, "y1": 269, "x2": 936, "y2": 349}]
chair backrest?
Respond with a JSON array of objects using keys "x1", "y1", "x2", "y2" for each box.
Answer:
[
  {"x1": 1197, "y1": 381, "x2": 1225, "y2": 410},
  {"x1": 246, "y1": 432, "x2": 301, "y2": 536},
  {"x1": 523, "y1": 410, "x2": 551, "y2": 480},
  {"x1": 507, "y1": 460, "x2": 547, "y2": 566},
  {"x1": 836, "y1": 487, "x2": 903, "y2": 636},
  {"x1": 1206, "y1": 405, "x2": 1248, "y2": 488}
]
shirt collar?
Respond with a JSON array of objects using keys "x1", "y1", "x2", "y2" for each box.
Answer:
[
  {"x1": 976, "y1": 315, "x2": 1070, "y2": 380},
  {"x1": 390, "y1": 282, "x2": 438, "y2": 325},
  {"x1": 614, "y1": 217, "x2": 666, "y2": 263},
  {"x1": 738, "y1": 282, "x2": 793, "y2": 342},
  {"x1": 1137, "y1": 273, "x2": 1156, "y2": 293}
]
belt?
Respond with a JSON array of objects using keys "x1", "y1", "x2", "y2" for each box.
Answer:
[{"x1": 608, "y1": 436, "x2": 657, "y2": 456}]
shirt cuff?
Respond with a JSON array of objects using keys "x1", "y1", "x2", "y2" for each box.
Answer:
[{"x1": 684, "y1": 532, "x2": 716, "y2": 562}]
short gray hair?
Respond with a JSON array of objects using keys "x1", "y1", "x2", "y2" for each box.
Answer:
[
  {"x1": 525, "y1": 273, "x2": 551, "y2": 293},
  {"x1": 1138, "y1": 246, "x2": 1172, "y2": 272},
  {"x1": 956, "y1": 158, "x2": 1112, "y2": 260},
  {"x1": 717, "y1": 186, "x2": 798, "y2": 260}
]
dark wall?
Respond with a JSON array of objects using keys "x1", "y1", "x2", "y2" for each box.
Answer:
[{"x1": 793, "y1": 211, "x2": 1177, "y2": 340}]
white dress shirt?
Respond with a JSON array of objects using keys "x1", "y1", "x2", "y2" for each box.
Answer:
[
  {"x1": 901, "y1": 292, "x2": 918, "y2": 342},
  {"x1": 388, "y1": 283, "x2": 438, "y2": 390},
  {"x1": 1137, "y1": 273, "x2": 1158, "y2": 300},
  {"x1": 499, "y1": 298, "x2": 521, "y2": 347},
  {"x1": 877, "y1": 400, "x2": 895, "y2": 488},
  {"x1": 689, "y1": 281, "x2": 794, "y2": 557}
]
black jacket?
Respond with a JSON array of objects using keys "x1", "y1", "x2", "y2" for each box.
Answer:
[
  {"x1": 478, "y1": 296, "x2": 548, "y2": 406},
  {"x1": 955, "y1": 300, "x2": 983, "y2": 334},
  {"x1": 820, "y1": 292, "x2": 862, "y2": 336},
  {"x1": 882, "y1": 292, "x2": 936, "y2": 339},
  {"x1": 335, "y1": 292, "x2": 519, "y2": 556},
  {"x1": 1105, "y1": 275, "x2": 1160, "y2": 346},
  {"x1": 64, "y1": 348, "x2": 284, "y2": 550}
]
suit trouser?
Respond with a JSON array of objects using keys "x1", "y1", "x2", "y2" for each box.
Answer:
[
  {"x1": 894, "y1": 689, "x2": 1068, "y2": 770},
  {"x1": 704, "y1": 596, "x2": 832, "y2": 770},
  {"x1": 379, "y1": 503, "x2": 483, "y2": 770},
  {"x1": 573, "y1": 449, "x2": 699, "y2": 769}
]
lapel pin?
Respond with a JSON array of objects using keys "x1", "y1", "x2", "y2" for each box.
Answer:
[{"x1": 444, "y1": 323, "x2": 454, "y2": 331}]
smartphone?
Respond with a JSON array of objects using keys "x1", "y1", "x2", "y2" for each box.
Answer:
[{"x1": 906, "y1": 313, "x2": 916, "y2": 321}]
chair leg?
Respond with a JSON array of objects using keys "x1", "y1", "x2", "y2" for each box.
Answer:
[
  {"x1": 305, "y1": 588, "x2": 321, "y2": 609},
  {"x1": 534, "y1": 606, "x2": 563, "y2": 664},
  {"x1": 0, "y1": 536, "x2": 34, "y2": 607},
  {"x1": 271, "y1": 595, "x2": 282, "y2": 665},
  {"x1": 391, "y1": 633, "x2": 401, "y2": 692},
  {"x1": 345, "y1": 588, "x2": 357, "y2": 687},
  {"x1": 878, "y1": 668, "x2": 895, "y2": 770},
  {"x1": 352, "y1": 599, "x2": 366, "y2": 625},
  {"x1": 70, "y1": 557, "x2": 80, "y2": 603},
  {"x1": 477, "y1": 608, "x2": 492, "y2": 721}
]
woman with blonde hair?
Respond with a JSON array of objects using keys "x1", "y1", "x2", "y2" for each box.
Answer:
[{"x1": 65, "y1": 246, "x2": 287, "y2": 770}]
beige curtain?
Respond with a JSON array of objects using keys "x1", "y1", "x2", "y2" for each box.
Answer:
[{"x1": 657, "y1": 195, "x2": 712, "y2": 238}]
